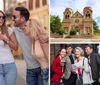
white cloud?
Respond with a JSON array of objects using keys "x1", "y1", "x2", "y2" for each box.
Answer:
[{"x1": 50, "y1": 0, "x2": 100, "y2": 29}]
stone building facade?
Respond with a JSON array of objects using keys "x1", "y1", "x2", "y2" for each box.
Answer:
[{"x1": 62, "y1": 6, "x2": 94, "y2": 35}]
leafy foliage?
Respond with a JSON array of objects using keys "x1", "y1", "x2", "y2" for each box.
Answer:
[{"x1": 50, "y1": 15, "x2": 65, "y2": 35}]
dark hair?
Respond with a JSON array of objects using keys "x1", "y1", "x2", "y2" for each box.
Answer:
[
  {"x1": 86, "y1": 44, "x2": 93, "y2": 49},
  {"x1": 55, "y1": 48, "x2": 66, "y2": 58},
  {"x1": 15, "y1": 7, "x2": 30, "y2": 21},
  {"x1": 65, "y1": 44, "x2": 73, "y2": 49}
]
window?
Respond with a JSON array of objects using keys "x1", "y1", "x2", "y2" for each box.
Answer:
[
  {"x1": 29, "y1": 0, "x2": 33, "y2": 10},
  {"x1": 88, "y1": 14, "x2": 90, "y2": 18},
  {"x1": 68, "y1": 15, "x2": 69, "y2": 18},
  {"x1": 65, "y1": 15, "x2": 67, "y2": 19},
  {"x1": 42, "y1": 0, "x2": 47, "y2": 6},
  {"x1": 36, "y1": 0, "x2": 40, "y2": 8}
]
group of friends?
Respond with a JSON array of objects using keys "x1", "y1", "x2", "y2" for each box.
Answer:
[
  {"x1": 51, "y1": 44, "x2": 100, "y2": 85},
  {"x1": 0, "y1": 6, "x2": 49, "y2": 85}
]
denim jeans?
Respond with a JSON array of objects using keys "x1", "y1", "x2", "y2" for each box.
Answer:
[
  {"x1": 41, "y1": 68, "x2": 49, "y2": 85},
  {"x1": 0, "y1": 62, "x2": 17, "y2": 85},
  {"x1": 27, "y1": 67, "x2": 43, "y2": 85}
]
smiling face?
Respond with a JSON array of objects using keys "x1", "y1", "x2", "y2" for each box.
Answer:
[
  {"x1": 12, "y1": 10, "x2": 24, "y2": 27},
  {"x1": 66, "y1": 47, "x2": 73, "y2": 55},
  {"x1": 23, "y1": 20, "x2": 30, "y2": 35},
  {"x1": 59, "y1": 49, "x2": 66, "y2": 58},
  {"x1": 75, "y1": 49, "x2": 81, "y2": 58},
  {"x1": 0, "y1": 11, "x2": 5, "y2": 26},
  {"x1": 85, "y1": 47, "x2": 93, "y2": 55}
]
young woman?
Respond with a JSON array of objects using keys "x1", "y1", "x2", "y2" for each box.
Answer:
[
  {"x1": 51, "y1": 48, "x2": 66, "y2": 85},
  {"x1": 23, "y1": 19, "x2": 49, "y2": 85},
  {"x1": 73, "y1": 47, "x2": 93, "y2": 85},
  {"x1": 0, "y1": 10, "x2": 18, "y2": 85}
]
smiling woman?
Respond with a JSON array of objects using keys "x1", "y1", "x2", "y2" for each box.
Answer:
[{"x1": 0, "y1": 10, "x2": 18, "y2": 85}]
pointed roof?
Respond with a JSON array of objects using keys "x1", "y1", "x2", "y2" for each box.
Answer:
[{"x1": 71, "y1": 11, "x2": 83, "y2": 18}]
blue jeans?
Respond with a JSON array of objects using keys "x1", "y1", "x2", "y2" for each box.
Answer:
[
  {"x1": 41, "y1": 68, "x2": 49, "y2": 85},
  {"x1": 0, "y1": 62, "x2": 17, "y2": 85},
  {"x1": 27, "y1": 67, "x2": 43, "y2": 85}
]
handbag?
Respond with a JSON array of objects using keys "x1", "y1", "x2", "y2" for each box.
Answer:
[
  {"x1": 76, "y1": 74, "x2": 83, "y2": 85},
  {"x1": 76, "y1": 58, "x2": 85, "y2": 85}
]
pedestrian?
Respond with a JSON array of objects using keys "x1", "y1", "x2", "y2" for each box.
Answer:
[
  {"x1": 12, "y1": 7, "x2": 43, "y2": 85},
  {"x1": 85, "y1": 45, "x2": 100, "y2": 85},
  {"x1": 74, "y1": 47, "x2": 93, "y2": 85},
  {"x1": 51, "y1": 48, "x2": 66, "y2": 85},
  {"x1": 23, "y1": 19, "x2": 49, "y2": 85},
  {"x1": 0, "y1": 10, "x2": 18, "y2": 85},
  {"x1": 63, "y1": 45, "x2": 77, "y2": 85}
]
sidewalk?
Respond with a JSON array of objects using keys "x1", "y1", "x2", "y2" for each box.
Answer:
[{"x1": 15, "y1": 59, "x2": 26, "y2": 85}]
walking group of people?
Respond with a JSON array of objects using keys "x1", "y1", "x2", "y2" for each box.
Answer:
[
  {"x1": 0, "y1": 6, "x2": 49, "y2": 85},
  {"x1": 51, "y1": 44, "x2": 100, "y2": 85}
]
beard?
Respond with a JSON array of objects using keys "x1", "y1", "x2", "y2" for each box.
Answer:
[{"x1": 14, "y1": 21, "x2": 21, "y2": 27}]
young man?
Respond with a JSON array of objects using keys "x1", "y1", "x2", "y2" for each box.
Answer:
[
  {"x1": 62, "y1": 45, "x2": 77, "y2": 85},
  {"x1": 85, "y1": 44, "x2": 100, "y2": 85},
  {"x1": 12, "y1": 7, "x2": 43, "y2": 85}
]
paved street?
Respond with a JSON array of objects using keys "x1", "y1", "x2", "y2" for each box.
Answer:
[{"x1": 15, "y1": 59, "x2": 26, "y2": 85}]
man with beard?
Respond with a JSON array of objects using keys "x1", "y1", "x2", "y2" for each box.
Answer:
[
  {"x1": 85, "y1": 44, "x2": 100, "y2": 85},
  {"x1": 12, "y1": 7, "x2": 43, "y2": 85}
]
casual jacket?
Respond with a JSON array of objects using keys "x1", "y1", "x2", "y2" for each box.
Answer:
[
  {"x1": 62, "y1": 55, "x2": 72, "y2": 80},
  {"x1": 62, "y1": 53, "x2": 75, "y2": 80},
  {"x1": 51, "y1": 56, "x2": 63, "y2": 83},
  {"x1": 89, "y1": 53, "x2": 100, "y2": 81}
]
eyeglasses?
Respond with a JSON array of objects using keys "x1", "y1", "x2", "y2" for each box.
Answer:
[
  {"x1": 0, "y1": 16, "x2": 5, "y2": 19},
  {"x1": 12, "y1": 15, "x2": 16, "y2": 19}
]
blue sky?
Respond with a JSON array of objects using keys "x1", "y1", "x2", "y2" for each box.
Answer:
[{"x1": 50, "y1": 0, "x2": 100, "y2": 29}]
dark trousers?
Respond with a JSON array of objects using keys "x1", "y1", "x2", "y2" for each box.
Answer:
[
  {"x1": 92, "y1": 80, "x2": 100, "y2": 85},
  {"x1": 27, "y1": 67, "x2": 43, "y2": 85},
  {"x1": 63, "y1": 73, "x2": 77, "y2": 85}
]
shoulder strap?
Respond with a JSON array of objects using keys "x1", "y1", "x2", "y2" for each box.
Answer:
[{"x1": 82, "y1": 58, "x2": 85, "y2": 76}]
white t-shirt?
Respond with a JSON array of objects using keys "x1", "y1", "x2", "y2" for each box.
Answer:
[
  {"x1": 13, "y1": 27, "x2": 40, "y2": 69},
  {"x1": 73, "y1": 57, "x2": 93, "y2": 84},
  {"x1": 0, "y1": 27, "x2": 14, "y2": 64}
]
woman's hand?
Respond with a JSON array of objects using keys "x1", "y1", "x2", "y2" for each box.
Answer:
[
  {"x1": 60, "y1": 62, "x2": 65, "y2": 67},
  {"x1": 0, "y1": 33, "x2": 9, "y2": 42},
  {"x1": 71, "y1": 68, "x2": 76, "y2": 74},
  {"x1": 79, "y1": 66, "x2": 85, "y2": 70}
]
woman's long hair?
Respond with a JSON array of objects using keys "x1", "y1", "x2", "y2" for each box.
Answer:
[
  {"x1": 0, "y1": 10, "x2": 8, "y2": 36},
  {"x1": 29, "y1": 19, "x2": 47, "y2": 40}
]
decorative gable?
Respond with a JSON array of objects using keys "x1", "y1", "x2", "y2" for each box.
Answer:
[{"x1": 71, "y1": 11, "x2": 83, "y2": 18}]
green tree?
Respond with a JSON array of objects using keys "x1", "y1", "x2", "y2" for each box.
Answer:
[
  {"x1": 50, "y1": 15, "x2": 65, "y2": 35},
  {"x1": 93, "y1": 21, "x2": 100, "y2": 33}
]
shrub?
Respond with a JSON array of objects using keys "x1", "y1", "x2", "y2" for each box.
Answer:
[{"x1": 70, "y1": 29, "x2": 77, "y2": 35}]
